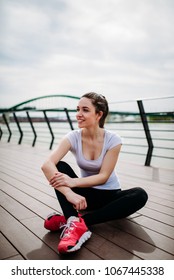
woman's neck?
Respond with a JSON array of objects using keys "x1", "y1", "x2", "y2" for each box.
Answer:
[{"x1": 82, "y1": 127, "x2": 104, "y2": 141}]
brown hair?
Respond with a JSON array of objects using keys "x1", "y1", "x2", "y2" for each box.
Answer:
[{"x1": 81, "y1": 92, "x2": 109, "y2": 128}]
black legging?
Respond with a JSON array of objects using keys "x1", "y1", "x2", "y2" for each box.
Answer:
[{"x1": 55, "y1": 161, "x2": 148, "y2": 226}]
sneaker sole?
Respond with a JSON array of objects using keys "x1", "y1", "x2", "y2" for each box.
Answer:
[{"x1": 59, "y1": 230, "x2": 92, "y2": 254}]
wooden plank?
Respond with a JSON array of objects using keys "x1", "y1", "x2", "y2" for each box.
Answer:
[
  {"x1": 0, "y1": 180, "x2": 60, "y2": 219},
  {"x1": 0, "y1": 164, "x2": 50, "y2": 192},
  {"x1": 0, "y1": 190, "x2": 36, "y2": 220},
  {"x1": 0, "y1": 172, "x2": 62, "y2": 213},
  {"x1": 0, "y1": 207, "x2": 60, "y2": 260},
  {"x1": 143, "y1": 195, "x2": 174, "y2": 209},
  {"x1": 132, "y1": 215, "x2": 174, "y2": 240},
  {"x1": 6, "y1": 255, "x2": 24, "y2": 260},
  {"x1": 0, "y1": 160, "x2": 74, "y2": 200},
  {"x1": 137, "y1": 207, "x2": 174, "y2": 227},
  {"x1": 0, "y1": 143, "x2": 75, "y2": 173},
  {"x1": 0, "y1": 233, "x2": 21, "y2": 260},
  {"x1": 144, "y1": 201, "x2": 174, "y2": 217},
  {"x1": 0, "y1": 158, "x2": 57, "y2": 200},
  {"x1": 85, "y1": 232, "x2": 140, "y2": 260},
  {"x1": 0, "y1": 161, "x2": 47, "y2": 186},
  {"x1": 119, "y1": 176, "x2": 174, "y2": 198},
  {"x1": 0, "y1": 149, "x2": 78, "y2": 185},
  {"x1": 109, "y1": 218, "x2": 174, "y2": 256},
  {"x1": 91, "y1": 222, "x2": 174, "y2": 260},
  {"x1": 117, "y1": 161, "x2": 174, "y2": 185}
]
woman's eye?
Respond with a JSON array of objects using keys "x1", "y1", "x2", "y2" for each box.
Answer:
[{"x1": 77, "y1": 107, "x2": 89, "y2": 113}]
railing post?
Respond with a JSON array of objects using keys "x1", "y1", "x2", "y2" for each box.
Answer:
[
  {"x1": 64, "y1": 108, "x2": 74, "y2": 130},
  {"x1": 43, "y1": 110, "x2": 54, "y2": 150},
  {"x1": 13, "y1": 112, "x2": 23, "y2": 144},
  {"x1": 137, "y1": 100, "x2": 154, "y2": 166},
  {"x1": 26, "y1": 111, "x2": 37, "y2": 147},
  {"x1": 0, "y1": 126, "x2": 3, "y2": 140},
  {"x1": 2, "y1": 113, "x2": 12, "y2": 142}
]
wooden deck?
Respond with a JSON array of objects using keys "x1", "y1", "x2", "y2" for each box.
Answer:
[{"x1": 0, "y1": 142, "x2": 174, "y2": 260}]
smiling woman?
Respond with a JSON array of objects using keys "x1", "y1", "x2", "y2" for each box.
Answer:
[
  {"x1": 41, "y1": 92, "x2": 148, "y2": 254},
  {"x1": 78, "y1": 92, "x2": 109, "y2": 128}
]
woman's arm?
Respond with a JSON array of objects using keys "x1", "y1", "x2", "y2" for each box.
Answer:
[
  {"x1": 41, "y1": 137, "x2": 73, "y2": 196},
  {"x1": 41, "y1": 137, "x2": 71, "y2": 180},
  {"x1": 51, "y1": 144, "x2": 122, "y2": 189},
  {"x1": 75, "y1": 143, "x2": 122, "y2": 187},
  {"x1": 41, "y1": 137, "x2": 88, "y2": 210}
]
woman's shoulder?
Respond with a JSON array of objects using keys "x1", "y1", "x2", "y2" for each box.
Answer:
[
  {"x1": 105, "y1": 129, "x2": 122, "y2": 145},
  {"x1": 105, "y1": 129, "x2": 121, "y2": 139},
  {"x1": 65, "y1": 129, "x2": 81, "y2": 140},
  {"x1": 64, "y1": 130, "x2": 81, "y2": 150}
]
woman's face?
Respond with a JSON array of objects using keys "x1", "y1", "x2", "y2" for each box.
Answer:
[{"x1": 76, "y1": 97, "x2": 101, "y2": 128}]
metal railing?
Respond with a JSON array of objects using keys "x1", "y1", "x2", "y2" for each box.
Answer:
[{"x1": 0, "y1": 96, "x2": 173, "y2": 168}]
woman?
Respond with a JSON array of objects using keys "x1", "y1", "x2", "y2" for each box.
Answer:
[{"x1": 41, "y1": 92, "x2": 148, "y2": 254}]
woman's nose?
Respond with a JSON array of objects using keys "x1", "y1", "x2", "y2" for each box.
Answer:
[{"x1": 76, "y1": 110, "x2": 82, "y2": 117}]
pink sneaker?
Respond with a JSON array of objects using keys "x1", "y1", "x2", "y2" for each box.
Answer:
[
  {"x1": 44, "y1": 212, "x2": 66, "y2": 231},
  {"x1": 58, "y1": 216, "x2": 92, "y2": 254}
]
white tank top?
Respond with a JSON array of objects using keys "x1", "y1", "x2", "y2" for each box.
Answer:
[{"x1": 65, "y1": 129, "x2": 122, "y2": 190}]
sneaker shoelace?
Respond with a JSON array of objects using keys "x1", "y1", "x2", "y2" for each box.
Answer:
[{"x1": 60, "y1": 221, "x2": 77, "y2": 239}]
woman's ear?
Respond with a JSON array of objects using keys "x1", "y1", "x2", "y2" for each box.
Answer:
[{"x1": 97, "y1": 111, "x2": 103, "y2": 121}]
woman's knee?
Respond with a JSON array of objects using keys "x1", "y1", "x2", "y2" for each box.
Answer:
[
  {"x1": 56, "y1": 161, "x2": 78, "y2": 178},
  {"x1": 135, "y1": 187, "x2": 148, "y2": 206},
  {"x1": 56, "y1": 160, "x2": 67, "y2": 171}
]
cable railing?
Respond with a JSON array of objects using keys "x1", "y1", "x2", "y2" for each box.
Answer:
[{"x1": 0, "y1": 95, "x2": 173, "y2": 169}]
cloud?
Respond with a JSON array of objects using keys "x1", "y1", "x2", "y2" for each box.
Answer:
[{"x1": 0, "y1": 0, "x2": 174, "y2": 107}]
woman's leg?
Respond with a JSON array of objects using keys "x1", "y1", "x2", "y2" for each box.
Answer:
[
  {"x1": 55, "y1": 161, "x2": 148, "y2": 226},
  {"x1": 55, "y1": 161, "x2": 80, "y2": 219},
  {"x1": 54, "y1": 161, "x2": 119, "y2": 219},
  {"x1": 54, "y1": 161, "x2": 93, "y2": 254},
  {"x1": 82, "y1": 187, "x2": 148, "y2": 226}
]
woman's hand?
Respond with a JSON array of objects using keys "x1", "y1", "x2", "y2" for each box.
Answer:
[
  {"x1": 65, "y1": 190, "x2": 87, "y2": 210},
  {"x1": 49, "y1": 172, "x2": 87, "y2": 210},
  {"x1": 49, "y1": 172, "x2": 75, "y2": 188}
]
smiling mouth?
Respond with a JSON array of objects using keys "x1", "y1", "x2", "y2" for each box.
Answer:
[{"x1": 77, "y1": 119, "x2": 84, "y2": 123}]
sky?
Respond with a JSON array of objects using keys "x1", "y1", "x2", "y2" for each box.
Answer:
[{"x1": 1, "y1": 0, "x2": 174, "y2": 108}]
